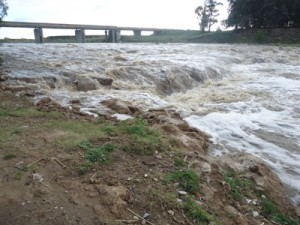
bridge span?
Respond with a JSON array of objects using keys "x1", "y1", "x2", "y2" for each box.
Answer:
[{"x1": 0, "y1": 21, "x2": 182, "y2": 43}]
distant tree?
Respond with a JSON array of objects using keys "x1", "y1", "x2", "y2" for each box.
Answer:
[
  {"x1": 195, "y1": 5, "x2": 208, "y2": 32},
  {"x1": 195, "y1": 0, "x2": 223, "y2": 32},
  {"x1": 226, "y1": 0, "x2": 300, "y2": 29},
  {"x1": 0, "y1": 0, "x2": 8, "y2": 21}
]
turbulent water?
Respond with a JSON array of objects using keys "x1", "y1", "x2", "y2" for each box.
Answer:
[{"x1": 1, "y1": 43, "x2": 300, "y2": 205}]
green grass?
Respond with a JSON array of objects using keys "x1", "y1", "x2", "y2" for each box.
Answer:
[
  {"x1": 78, "y1": 140, "x2": 116, "y2": 164},
  {"x1": 224, "y1": 171, "x2": 254, "y2": 201},
  {"x1": 184, "y1": 197, "x2": 211, "y2": 225},
  {"x1": 261, "y1": 198, "x2": 300, "y2": 225},
  {"x1": 166, "y1": 169, "x2": 200, "y2": 194},
  {"x1": 3, "y1": 152, "x2": 17, "y2": 160},
  {"x1": 102, "y1": 119, "x2": 163, "y2": 155}
]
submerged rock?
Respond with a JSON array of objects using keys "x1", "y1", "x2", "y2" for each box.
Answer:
[{"x1": 77, "y1": 76, "x2": 98, "y2": 92}]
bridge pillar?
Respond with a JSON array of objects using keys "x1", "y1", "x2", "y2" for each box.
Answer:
[
  {"x1": 34, "y1": 28, "x2": 44, "y2": 43},
  {"x1": 108, "y1": 29, "x2": 121, "y2": 43},
  {"x1": 133, "y1": 30, "x2": 141, "y2": 37},
  {"x1": 75, "y1": 29, "x2": 86, "y2": 43},
  {"x1": 108, "y1": 29, "x2": 116, "y2": 43}
]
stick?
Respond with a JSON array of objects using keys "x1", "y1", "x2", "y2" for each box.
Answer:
[
  {"x1": 127, "y1": 209, "x2": 155, "y2": 225},
  {"x1": 27, "y1": 158, "x2": 43, "y2": 167},
  {"x1": 52, "y1": 157, "x2": 67, "y2": 168},
  {"x1": 115, "y1": 219, "x2": 139, "y2": 224}
]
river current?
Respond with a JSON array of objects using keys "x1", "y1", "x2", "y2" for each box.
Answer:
[{"x1": 1, "y1": 43, "x2": 300, "y2": 205}]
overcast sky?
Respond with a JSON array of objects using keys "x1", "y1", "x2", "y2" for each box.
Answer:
[{"x1": 0, "y1": 0, "x2": 228, "y2": 39}]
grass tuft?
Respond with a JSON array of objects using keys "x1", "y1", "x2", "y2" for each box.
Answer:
[
  {"x1": 261, "y1": 198, "x2": 300, "y2": 225},
  {"x1": 166, "y1": 169, "x2": 200, "y2": 194},
  {"x1": 184, "y1": 197, "x2": 210, "y2": 225}
]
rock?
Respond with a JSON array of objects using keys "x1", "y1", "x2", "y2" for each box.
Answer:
[
  {"x1": 252, "y1": 211, "x2": 259, "y2": 217},
  {"x1": 101, "y1": 99, "x2": 132, "y2": 114},
  {"x1": 93, "y1": 75, "x2": 113, "y2": 86},
  {"x1": 202, "y1": 162, "x2": 212, "y2": 173},
  {"x1": 167, "y1": 210, "x2": 175, "y2": 216},
  {"x1": 36, "y1": 97, "x2": 52, "y2": 106},
  {"x1": 143, "y1": 212, "x2": 150, "y2": 219},
  {"x1": 144, "y1": 174, "x2": 149, "y2": 178},
  {"x1": 224, "y1": 205, "x2": 238, "y2": 215},
  {"x1": 77, "y1": 76, "x2": 98, "y2": 92}
]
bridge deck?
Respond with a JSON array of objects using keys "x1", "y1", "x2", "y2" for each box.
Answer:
[{"x1": 0, "y1": 21, "x2": 184, "y2": 31}]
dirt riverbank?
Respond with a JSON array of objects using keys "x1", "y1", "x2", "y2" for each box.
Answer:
[{"x1": 0, "y1": 85, "x2": 299, "y2": 225}]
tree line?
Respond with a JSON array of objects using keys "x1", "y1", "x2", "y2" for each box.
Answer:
[{"x1": 196, "y1": 0, "x2": 300, "y2": 31}]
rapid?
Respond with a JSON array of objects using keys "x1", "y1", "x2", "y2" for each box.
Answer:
[{"x1": 1, "y1": 43, "x2": 300, "y2": 205}]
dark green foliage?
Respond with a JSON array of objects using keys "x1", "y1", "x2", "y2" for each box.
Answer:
[
  {"x1": 261, "y1": 198, "x2": 300, "y2": 225},
  {"x1": 166, "y1": 169, "x2": 200, "y2": 194},
  {"x1": 226, "y1": 0, "x2": 300, "y2": 29}
]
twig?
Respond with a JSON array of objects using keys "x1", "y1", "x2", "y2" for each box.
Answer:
[
  {"x1": 115, "y1": 219, "x2": 139, "y2": 224},
  {"x1": 27, "y1": 158, "x2": 43, "y2": 167},
  {"x1": 52, "y1": 157, "x2": 67, "y2": 168},
  {"x1": 127, "y1": 209, "x2": 155, "y2": 225}
]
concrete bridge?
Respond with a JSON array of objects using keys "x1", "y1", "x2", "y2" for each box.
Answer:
[{"x1": 0, "y1": 21, "x2": 179, "y2": 43}]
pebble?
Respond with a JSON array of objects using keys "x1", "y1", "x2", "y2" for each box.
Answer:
[
  {"x1": 261, "y1": 195, "x2": 266, "y2": 199},
  {"x1": 253, "y1": 211, "x2": 259, "y2": 217},
  {"x1": 143, "y1": 212, "x2": 150, "y2": 219},
  {"x1": 133, "y1": 216, "x2": 139, "y2": 220},
  {"x1": 21, "y1": 202, "x2": 26, "y2": 206},
  {"x1": 167, "y1": 210, "x2": 174, "y2": 216},
  {"x1": 153, "y1": 178, "x2": 159, "y2": 182},
  {"x1": 178, "y1": 191, "x2": 188, "y2": 196},
  {"x1": 144, "y1": 174, "x2": 149, "y2": 178},
  {"x1": 177, "y1": 198, "x2": 183, "y2": 203}
]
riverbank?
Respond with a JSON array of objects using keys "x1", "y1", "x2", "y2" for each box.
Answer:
[
  {"x1": 0, "y1": 88, "x2": 299, "y2": 224},
  {"x1": 1, "y1": 28, "x2": 300, "y2": 44}
]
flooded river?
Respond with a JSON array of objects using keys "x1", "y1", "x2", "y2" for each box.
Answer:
[{"x1": 1, "y1": 43, "x2": 300, "y2": 205}]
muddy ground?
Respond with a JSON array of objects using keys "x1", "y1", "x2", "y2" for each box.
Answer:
[{"x1": 0, "y1": 88, "x2": 299, "y2": 225}]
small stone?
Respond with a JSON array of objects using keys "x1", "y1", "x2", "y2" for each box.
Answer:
[
  {"x1": 153, "y1": 178, "x2": 159, "y2": 182},
  {"x1": 178, "y1": 191, "x2": 188, "y2": 196},
  {"x1": 133, "y1": 216, "x2": 139, "y2": 220},
  {"x1": 21, "y1": 202, "x2": 26, "y2": 206},
  {"x1": 177, "y1": 198, "x2": 183, "y2": 203},
  {"x1": 253, "y1": 211, "x2": 259, "y2": 217},
  {"x1": 167, "y1": 210, "x2": 174, "y2": 216},
  {"x1": 202, "y1": 163, "x2": 212, "y2": 173},
  {"x1": 143, "y1": 213, "x2": 150, "y2": 219},
  {"x1": 144, "y1": 174, "x2": 149, "y2": 178},
  {"x1": 142, "y1": 220, "x2": 146, "y2": 225},
  {"x1": 261, "y1": 195, "x2": 266, "y2": 199},
  {"x1": 155, "y1": 154, "x2": 162, "y2": 159},
  {"x1": 54, "y1": 206, "x2": 58, "y2": 209},
  {"x1": 127, "y1": 177, "x2": 132, "y2": 181}
]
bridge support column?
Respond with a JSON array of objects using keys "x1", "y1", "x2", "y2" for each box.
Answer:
[
  {"x1": 109, "y1": 29, "x2": 121, "y2": 43},
  {"x1": 75, "y1": 29, "x2": 86, "y2": 43},
  {"x1": 133, "y1": 30, "x2": 141, "y2": 37},
  {"x1": 108, "y1": 29, "x2": 116, "y2": 43},
  {"x1": 34, "y1": 28, "x2": 44, "y2": 43}
]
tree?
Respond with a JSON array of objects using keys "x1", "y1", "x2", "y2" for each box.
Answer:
[
  {"x1": 195, "y1": 5, "x2": 208, "y2": 32},
  {"x1": 195, "y1": 0, "x2": 223, "y2": 32},
  {"x1": 0, "y1": 0, "x2": 8, "y2": 21},
  {"x1": 226, "y1": 0, "x2": 300, "y2": 29}
]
